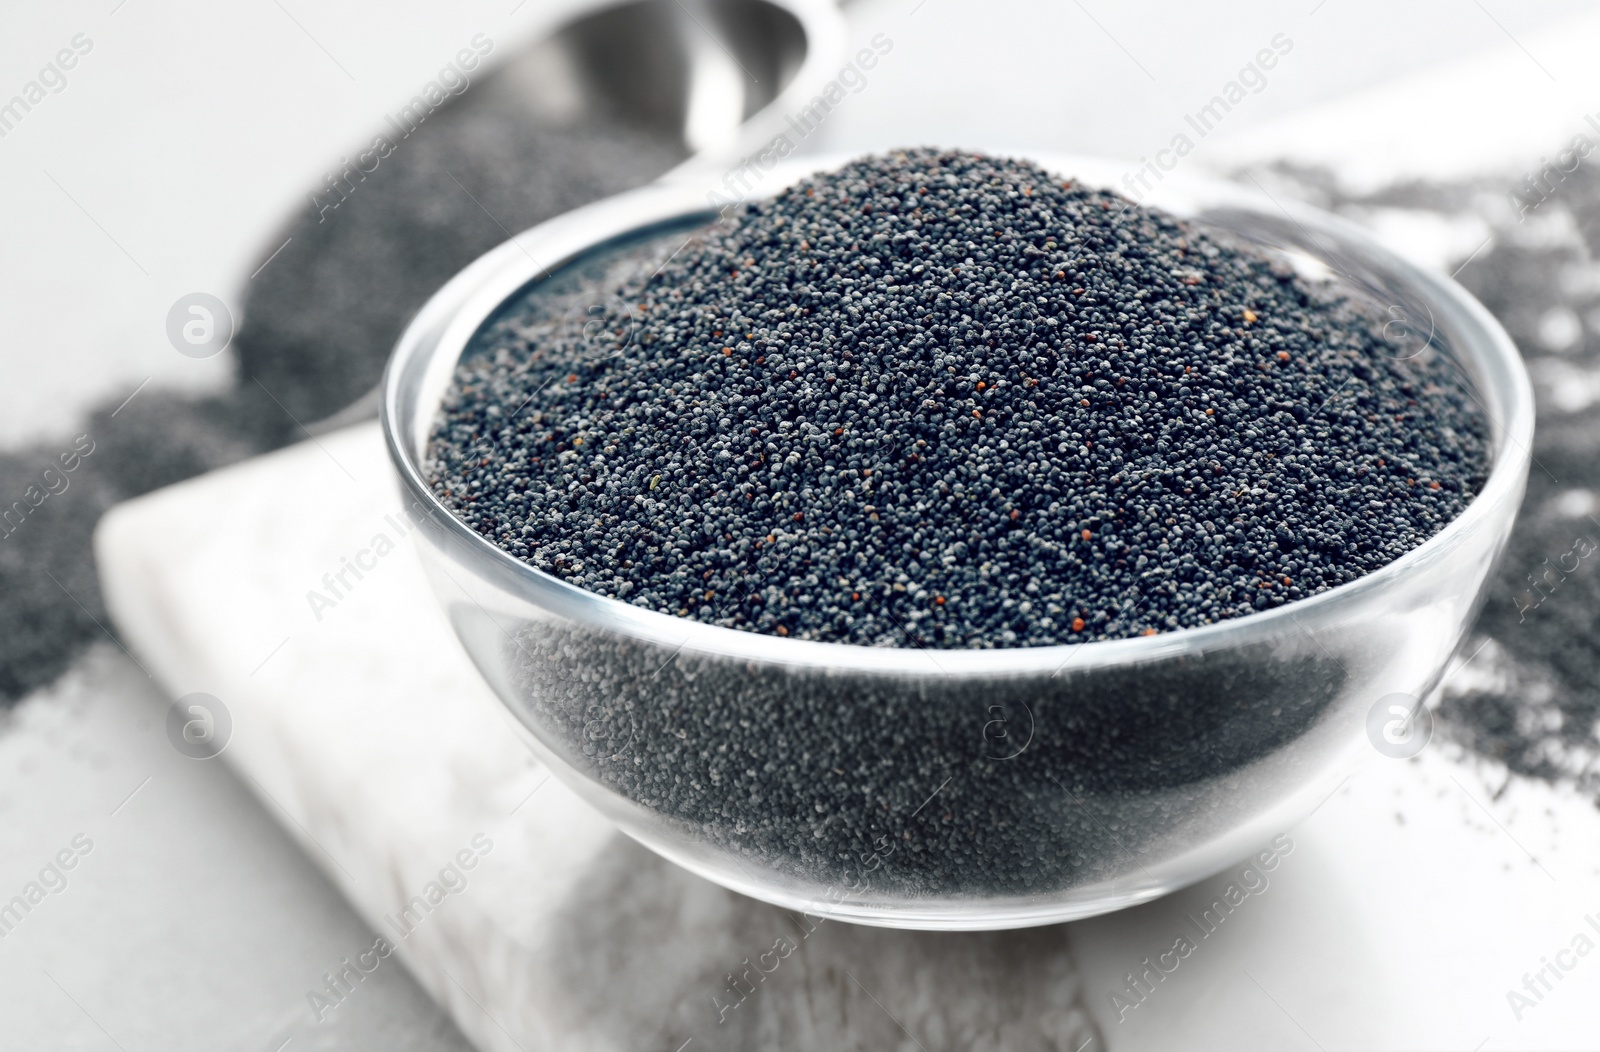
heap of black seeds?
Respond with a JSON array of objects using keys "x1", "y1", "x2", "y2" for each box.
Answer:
[{"x1": 429, "y1": 149, "x2": 1490, "y2": 647}]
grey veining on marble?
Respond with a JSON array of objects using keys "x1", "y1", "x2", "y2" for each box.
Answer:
[{"x1": 536, "y1": 839, "x2": 1094, "y2": 1049}]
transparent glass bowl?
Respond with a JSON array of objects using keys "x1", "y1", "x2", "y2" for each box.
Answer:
[{"x1": 381, "y1": 154, "x2": 1533, "y2": 929}]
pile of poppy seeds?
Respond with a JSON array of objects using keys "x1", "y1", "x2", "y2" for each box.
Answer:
[
  {"x1": 426, "y1": 149, "x2": 1496, "y2": 897},
  {"x1": 429, "y1": 149, "x2": 1489, "y2": 647}
]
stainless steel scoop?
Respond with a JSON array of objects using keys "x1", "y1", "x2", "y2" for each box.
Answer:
[{"x1": 516, "y1": 0, "x2": 826, "y2": 154}]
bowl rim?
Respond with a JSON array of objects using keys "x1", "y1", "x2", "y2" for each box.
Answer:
[{"x1": 381, "y1": 150, "x2": 1535, "y2": 678}]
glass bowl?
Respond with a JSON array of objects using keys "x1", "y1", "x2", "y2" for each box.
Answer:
[{"x1": 381, "y1": 153, "x2": 1533, "y2": 930}]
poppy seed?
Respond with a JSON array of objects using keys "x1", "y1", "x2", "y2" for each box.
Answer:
[{"x1": 428, "y1": 149, "x2": 1489, "y2": 648}]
